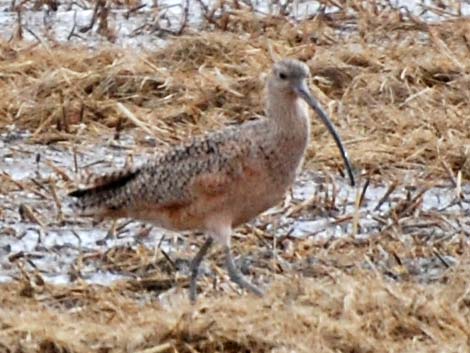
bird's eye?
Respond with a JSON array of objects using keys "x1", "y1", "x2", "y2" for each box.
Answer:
[{"x1": 279, "y1": 72, "x2": 287, "y2": 80}]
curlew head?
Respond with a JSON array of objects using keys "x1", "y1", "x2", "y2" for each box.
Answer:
[
  {"x1": 269, "y1": 59, "x2": 311, "y2": 94},
  {"x1": 269, "y1": 59, "x2": 355, "y2": 186}
]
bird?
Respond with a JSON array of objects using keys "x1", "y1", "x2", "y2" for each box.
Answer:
[{"x1": 69, "y1": 59, "x2": 355, "y2": 302}]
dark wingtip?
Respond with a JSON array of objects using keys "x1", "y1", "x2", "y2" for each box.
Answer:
[
  {"x1": 68, "y1": 188, "x2": 87, "y2": 198},
  {"x1": 68, "y1": 169, "x2": 140, "y2": 199}
]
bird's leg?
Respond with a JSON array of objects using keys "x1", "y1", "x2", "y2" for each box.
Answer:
[
  {"x1": 189, "y1": 237, "x2": 213, "y2": 303},
  {"x1": 223, "y1": 245, "x2": 264, "y2": 297}
]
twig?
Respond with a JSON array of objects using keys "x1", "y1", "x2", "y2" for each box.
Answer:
[
  {"x1": 79, "y1": 0, "x2": 104, "y2": 33},
  {"x1": 175, "y1": 0, "x2": 189, "y2": 35},
  {"x1": 374, "y1": 182, "x2": 397, "y2": 211},
  {"x1": 49, "y1": 178, "x2": 64, "y2": 223},
  {"x1": 433, "y1": 248, "x2": 451, "y2": 269},
  {"x1": 116, "y1": 102, "x2": 154, "y2": 136},
  {"x1": 358, "y1": 177, "x2": 370, "y2": 208},
  {"x1": 11, "y1": 8, "x2": 23, "y2": 41},
  {"x1": 67, "y1": 10, "x2": 78, "y2": 40},
  {"x1": 160, "y1": 249, "x2": 177, "y2": 272},
  {"x1": 124, "y1": 3, "x2": 147, "y2": 19}
]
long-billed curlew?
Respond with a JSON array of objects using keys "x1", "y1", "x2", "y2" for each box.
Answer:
[{"x1": 69, "y1": 59, "x2": 355, "y2": 301}]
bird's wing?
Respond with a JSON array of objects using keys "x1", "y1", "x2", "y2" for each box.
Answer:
[{"x1": 69, "y1": 125, "x2": 255, "y2": 213}]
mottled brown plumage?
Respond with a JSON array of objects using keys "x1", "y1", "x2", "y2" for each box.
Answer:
[{"x1": 69, "y1": 59, "x2": 354, "y2": 301}]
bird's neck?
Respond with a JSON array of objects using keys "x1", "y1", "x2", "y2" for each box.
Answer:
[
  {"x1": 266, "y1": 91, "x2": 311, "y2": 144},
  {"x1": 260, "y1": 90, "x2": 311, "y2": 187}
]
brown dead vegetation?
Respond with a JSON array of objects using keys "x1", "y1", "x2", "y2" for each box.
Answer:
[
  {"x1": 1, "y1": 258, "x2": 470, "y2": 353},
  {"x1": 2, "y1": 2, "x2": 470, "y2": 179}
]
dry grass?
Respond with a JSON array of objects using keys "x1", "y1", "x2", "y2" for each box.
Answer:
[
  {"x1": 2, "y1": 4, "x2": 470, "y2": 179},
  {"x1": 1, "y1": 1, "x2": 470, "y2": 352},
  {"x1": 1, "y1": 260, "x2": 470, "y2": 353}
]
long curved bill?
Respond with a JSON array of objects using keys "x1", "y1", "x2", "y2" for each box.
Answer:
[{"x1": 295, "y1": 82, "x2": 355, "y2": 187}]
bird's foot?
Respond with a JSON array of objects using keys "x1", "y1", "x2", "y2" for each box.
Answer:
[{"x1": 224, "y1": 246, "x2": 264, "y2": 297}]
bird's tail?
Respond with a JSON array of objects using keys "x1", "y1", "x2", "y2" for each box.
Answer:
[{"x1": 68, "y1": 168, "x2": 140, "y2": 215}]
